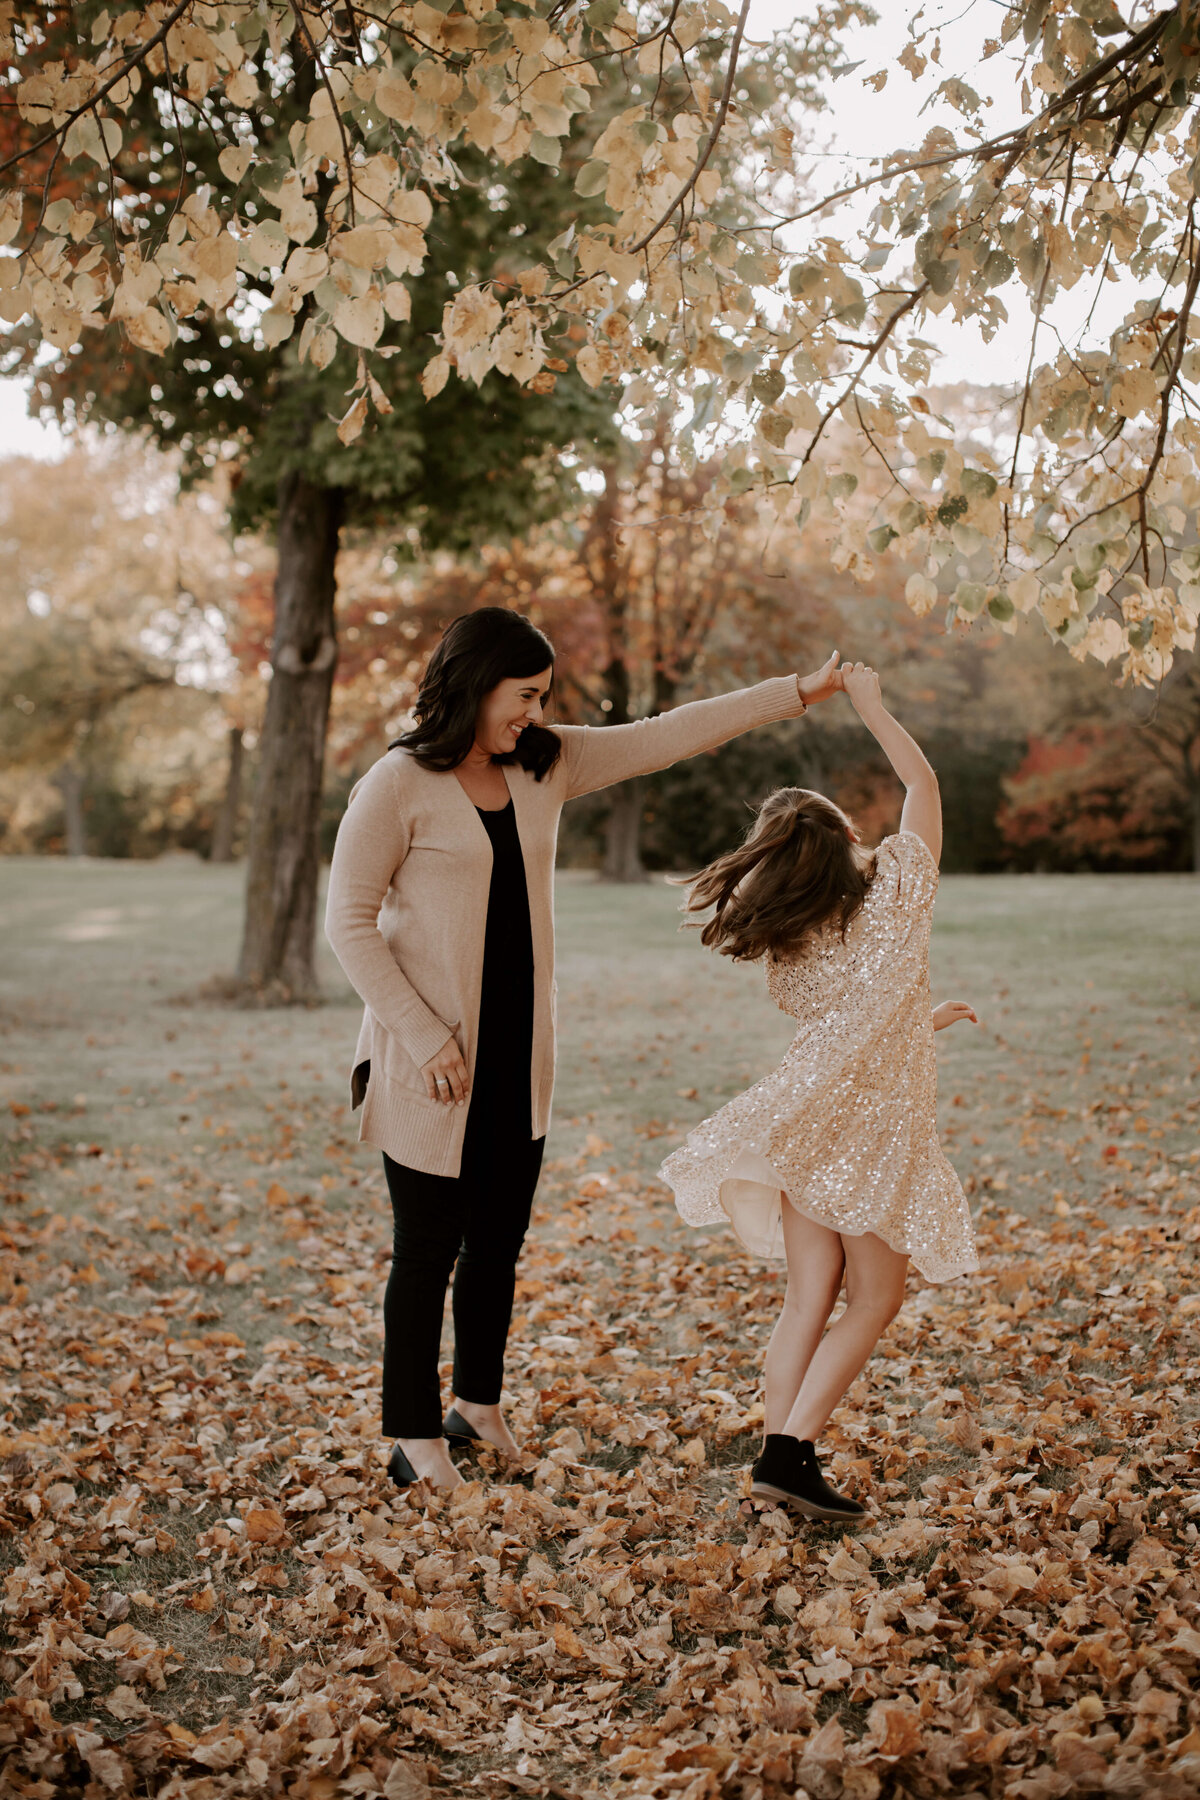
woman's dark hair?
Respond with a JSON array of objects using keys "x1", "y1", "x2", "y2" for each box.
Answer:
[
  {"x1": 391, "y1": 607, "x2": 560, "y2": 778},
  {"x1": 676, "y1": 787, "x2": 876, "y2": 962}
]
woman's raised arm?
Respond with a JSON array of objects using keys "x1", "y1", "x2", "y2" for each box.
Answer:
[{"x1": 558, "y1": 653, "x2": 841, "y2": 801}]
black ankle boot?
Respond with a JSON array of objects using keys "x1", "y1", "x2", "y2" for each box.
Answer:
[{"x1": 750, "y1": 1435, "x2": 865, "y2": 1521}]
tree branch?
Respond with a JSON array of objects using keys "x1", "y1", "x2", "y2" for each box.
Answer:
[
  {"x1": 0, "y1": 0, "x2": 195, "y2": 181},
  {"x1": 625, "y1": 0, "x2": 752, "y2": 256}
]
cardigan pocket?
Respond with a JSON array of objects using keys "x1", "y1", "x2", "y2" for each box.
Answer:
[{"x1": 377, "y1": 1019, "x2": 461, "y2": 1103}]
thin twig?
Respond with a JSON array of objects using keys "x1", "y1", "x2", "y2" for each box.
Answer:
[
  {"x1": 625, "y1": 0, "x2": 752, "y2": 256},
  {"x1": 0, "y1": 0, "x2": 195, "y2": 180},
  {"x1": 290, "y1": 0, "x2": 357, "y2": 226}
]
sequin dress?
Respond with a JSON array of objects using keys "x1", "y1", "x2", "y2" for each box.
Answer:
[{"x1": 659, "y1": 832, "x2": 978, "y2": 1284}]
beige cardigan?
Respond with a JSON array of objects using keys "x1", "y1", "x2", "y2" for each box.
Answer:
[{"x1": 324, "y1": 676, "x2": 807, "y2": 1175}]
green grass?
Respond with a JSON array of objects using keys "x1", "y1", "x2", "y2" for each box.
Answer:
[{"x1": 1, "y1": 857, "x2": 1198, "y2": 1226}]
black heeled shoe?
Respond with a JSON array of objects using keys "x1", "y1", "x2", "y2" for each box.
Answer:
[
  {"x1": 442, "y1": 1407, "x2": 484, "y2": 1450},
  {"x1": 387, "y1": 1442, "x2": 418, "y2": 1488},
  {"x1": 750, "y1": 1435, "x2": 865, "y2": 1522}
]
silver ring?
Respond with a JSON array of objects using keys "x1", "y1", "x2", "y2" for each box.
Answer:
[{"x1": 435, "y1": 1076, "x2": 448, "y2": 1088}]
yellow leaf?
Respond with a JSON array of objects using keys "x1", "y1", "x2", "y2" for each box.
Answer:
[
  {"x1": 123, "y1": 304, "x2": 170, "y2": 355},
  {"x1": 333, "y1": 290, "x2": 384, "y2": 349},
  {"x1": 382, "y1": 282, "x2": 410, "y2": 322},
  {"x1": 260, "y1": 306, "x2": 295, "y2": 347},
  {"x1": 421, "y1": 352, "x2": 450, "y2": 399},
  {"x1": 576, "y1": 344, "x2": 605, "y2": 388},
  {"x1": 442, "y1": 283, "x2": 500, "y2": 354},
  {"x1": 375, "y1": 72, "x2": 415, "y2": 125},
  {"x1": 905, "y1": 572, "x2": 938, "y2": 618},
  {"x1": 337, "y1": 393, "x2": 369, "y2": 444},
  {"x1": 0, "y1": 189, "x2": 23, "y2": 246},
  {"x1": 395, "y1": 189, "x2": 433, "y2": 231},
  {"x1": 332, "y1": 225, "x2": 394, "y2": 270},
  {"x1": 218, "y1": 145, "x2": 252, "y2": 184}
]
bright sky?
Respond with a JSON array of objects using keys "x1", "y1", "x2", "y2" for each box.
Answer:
[{"x1": 0, "y1": 2, "x2": 1136, "y2": 456}]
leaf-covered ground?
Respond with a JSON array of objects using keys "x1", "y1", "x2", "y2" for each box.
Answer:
[{"x1": 1, "y1": 859, "x2": 1199, "y2": 1799}]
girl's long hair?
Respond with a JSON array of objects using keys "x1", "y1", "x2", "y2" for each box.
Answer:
[
  {"x1": 679, "y1": 787, "x2": 876, "y2": 961},
  {"x1": 391, "y1": 607, "x2": 561, "y2": 778}
]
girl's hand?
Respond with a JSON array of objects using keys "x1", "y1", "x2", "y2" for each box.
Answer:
[
  {"x1": 422, "y1": 1035, "x2": 470, "y2": 1104},
  {"x1": 796, "y1": 650, "x2": 843, "y2": 706},
  {"x1": 840, "y1": 661, "x2": 882, "y2": 713},
  {"x1": 932, "y1": 1001, "x2": 979, "y2": 1032}
]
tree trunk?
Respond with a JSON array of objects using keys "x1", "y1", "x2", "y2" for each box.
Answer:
[
  {"x1": 603, "y1": 777, "x2": 647, "y2": 882},
  {"x1": 210, "y1": 725, "x2": 245, "y2": 864},
  {"x1": 236, "y1": 476, "x2": 343, "y2": 1000},
  {"x1": 54, "y1": 764, "x2": 87, "y2": 858},
  {"x1": 1191, "y1": 780, "x2": 1200, "y2": 874}
]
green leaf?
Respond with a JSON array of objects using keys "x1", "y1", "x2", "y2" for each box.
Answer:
[
  {"x1": 829, "y1": 473, "x2": 857, "y2": 501},
  {"x1": 751, "y1": 368, "x2": 786, "y2": 406},
  {"x1": 736, "y1": 252, "x2": 774, "y2": 285},
  {"x1": 722, "y1": 347, "x2": 761, "y2": 386},
  {"x1": 987, "y1": 591, "x2": 1015, "y2": 622},
  {"x1": 788, "y1": 264, "x2": 822, "y2": 300},
  {"x1": 585, "y1": 0, "x2": 620, "y2": 29},
  {"x1": 961, "y1": 468, "x2": 998, "y2": 500},
  {"x1": 868, "y1": 525, "x2": 897, "y2": 553},
  {"x1": 896, "y1": 500, "x2": 924, "y2": 533},
  {"x1": 688, "y1": 385, "x2": 720, "y2": 434},
  {"x1": 529, "y1": 132, "x2": 562, "y2": 169},
  {"x1": 956, "y1": 581, "x2": 987, "y2": 616},
  {"x1": 574, "y1": 160, "x2": 609, "y2": 198},
  {"x1": 925, "y1": 259, "x2": 958, "y2": 296},
  {"x1": 1127, "y1": 620, "x2": 1153, "y2": 650},
  {"x1": 936, "y1": 493, "x2": 968, "y2": 526}
]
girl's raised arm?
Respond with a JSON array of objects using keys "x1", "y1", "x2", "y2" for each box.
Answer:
[{"x1": 840, "y1": 663, "x2": 943, "y2": 865}]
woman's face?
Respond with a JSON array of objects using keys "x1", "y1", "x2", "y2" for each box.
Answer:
[{"x1": 474, "y1": 666, "x2": 553, "y2": 757}]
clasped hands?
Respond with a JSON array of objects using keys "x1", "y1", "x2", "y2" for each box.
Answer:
[{"x1": 797, "y1": 651, "x2": 880, "y2": 710}]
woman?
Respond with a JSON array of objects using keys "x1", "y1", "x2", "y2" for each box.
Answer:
[
  {"x1": 660, "y1": 664, "x2": 979, "y2": 1520},
  {"x1": 325, "y1": 607, "x2": 843, "y2": 1491}
]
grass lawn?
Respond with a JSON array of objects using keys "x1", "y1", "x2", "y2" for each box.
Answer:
[
  {"x1": 0, "y1": 856, "x2": 1198, "y2": 1799},
  {"x1": 2, "y1": 854, "x2": 1197, "y2": 1216}
]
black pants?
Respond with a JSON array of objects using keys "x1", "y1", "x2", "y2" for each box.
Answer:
[{"x1": 381, "y1": 1109, "x2": 544, "y2": 1439}]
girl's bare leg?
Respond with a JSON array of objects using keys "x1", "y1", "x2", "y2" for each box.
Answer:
[
  {"x1": 763, "y1": 1202, "x2": 845, "y2": 1434},
  {"x1": 783, "y1": 1221, "x2": 909, "y2": 1443}
]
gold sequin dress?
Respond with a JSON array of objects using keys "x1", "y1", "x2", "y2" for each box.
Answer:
[{"x1": 659, "y1": 832, "x2": 978, "y2": 1284}]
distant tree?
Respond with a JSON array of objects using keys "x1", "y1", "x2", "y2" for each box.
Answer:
[
  {"x1": 0, "y1": 444, "x2": 233, "y2": 854},
  {"x1": 0, "y1": 0, "x2": 865, "y2": 992},
  {"x1": 1000, "y1": 666, "x2": 1200, "y2": 871}
]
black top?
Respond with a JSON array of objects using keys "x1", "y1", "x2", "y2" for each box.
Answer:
[{"x1": 472, "y1": 801, "x2": 535, "y2": 1130}]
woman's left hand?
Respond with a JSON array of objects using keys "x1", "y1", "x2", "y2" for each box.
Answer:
[
  {"x1": 932, "y1": 1000, "x2": 979, "y2": 1032},
  {"x1": 796, "y1": 650, "x2": 843, "y2": 706}
]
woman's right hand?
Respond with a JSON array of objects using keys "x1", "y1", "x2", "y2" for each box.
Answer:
[
  {"x1": 422, "y1": 1035, "x2": 470, "y2": 1105},
  {"x1": 840, "y1": 661, "x2": 882, "y2": 713}
]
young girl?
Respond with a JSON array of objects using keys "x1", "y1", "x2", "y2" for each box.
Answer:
[{"x1": 660, "y1": 663, "x2": 979, "y2": 1522}]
